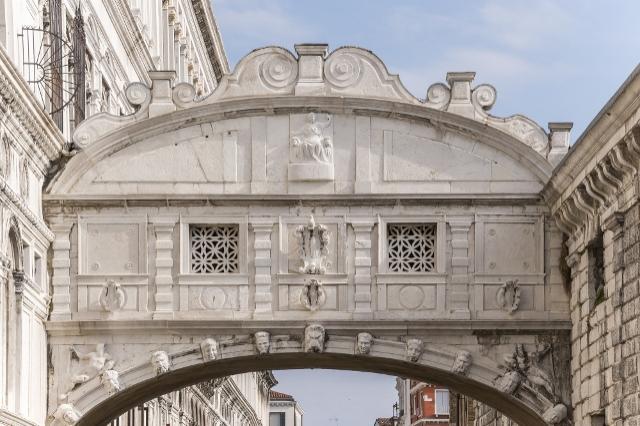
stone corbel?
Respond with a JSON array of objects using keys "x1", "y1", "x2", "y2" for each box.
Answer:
[
  {"x1": 600, "y1": 158, "x2": 624, "y2": 190},
  {"x1": 610, "y1": 144, "x2": 636, "y2": 177},
  {"x1": 594, "y1": 163, "x2": 619, "y2": 195},
  {"x1": 584, "y1": 173, "x2": 608, "y2": 207}
]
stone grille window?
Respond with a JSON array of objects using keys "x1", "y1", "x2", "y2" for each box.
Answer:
[
  {"x1": 587, "y1": 231, "x2": 605, "y2": 307},
  {"x1": 190, "y1": 225, "x2": 239, "y2": 273},
  {"x1": 387, "y1": 223, "x2": 436, "y2": 272}
]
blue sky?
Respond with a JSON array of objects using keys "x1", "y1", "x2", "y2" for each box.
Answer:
[
  {"x1": 213, "y1": 0, "x2": 640, "y2": 139},
  {"x1": 211, "y1": 1, "x2": 640, "y2": 424}
]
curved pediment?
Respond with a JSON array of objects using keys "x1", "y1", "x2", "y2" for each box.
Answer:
[
  {"x1": 51, "y1": 43, "x2": 569, "y2": 198},
  {"x1": 49, "y1": 97, "x2": 551, "y2": 198}
]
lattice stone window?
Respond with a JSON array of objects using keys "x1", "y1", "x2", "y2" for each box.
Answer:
[
  {"x1": 190, "y1": 224, "x2": 239, "y2": 273},
  {"x1": 387, "y1": 223, "x2": 436, "y2": 272}
]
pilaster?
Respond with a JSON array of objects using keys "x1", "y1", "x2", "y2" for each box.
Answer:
[
  {"x1": 251, "y1": 220, "x2": 275, "y2": 318},
  {"x1": 351, "y1": 219, "x2": 375, "y2": 315},
  {"x1": 151, "y1": 217, "x2": 178, "y2": 319},
  {"x1": 449, "y1": 219, "x2": 472, "y2": 318},
  {"x1": 50, "y1": 220, "x2": 73, "y2": 321}
]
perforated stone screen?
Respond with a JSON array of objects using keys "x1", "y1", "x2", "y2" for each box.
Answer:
[
  {"x1": 387, "y1": 223, "x2": 436, "y2": 272},
  {"x1": 190, "y1": 224, "x2": 239, "y2": 273}
]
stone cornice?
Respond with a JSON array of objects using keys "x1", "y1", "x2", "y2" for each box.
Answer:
[
  {"x1": 544, "y1": 124, "x2": 640, "y2": 242},
  {"x1": 0, "y1": 178, "x2": 55, "y2": 242},
  {"x1": 190, "y1": 0, "x2": 229, "y2": 81},
  {"x1": 545, "y1": 63, "x2": 640, "y2": 206},
  {"x1": 0, "y1": 45, "x2": 64, "y2": 164},
  {"x1": 57, "y1": 94, "x2": 555, "y2": 194},
  {"x1": 45, "y1": 319, "x2": 572, "y2": 337},
  {"x1": 102, "y1": 0, "x2": 155, "y2": 85}
]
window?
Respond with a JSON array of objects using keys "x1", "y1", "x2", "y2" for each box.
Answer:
[
  {"x1": 435, "y1": 389, "x2": 450, "y2": 416},
  {"x1": 387, "y1": 223, "x2": 436, "y2": 272},
  {"x1": 269, "y1": 412, "x2": 285, "y2": 426},
  {"x1": 189, "y1": 224, "x2": 239, "y2": 273}
]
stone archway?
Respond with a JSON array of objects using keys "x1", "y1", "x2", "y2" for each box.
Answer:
[
  {"x1": 44, "y1": 43, "x2": 572, "y2": 426},
  {"x1": 55, "y1": 328, "x2": 566, "y2": 426}
]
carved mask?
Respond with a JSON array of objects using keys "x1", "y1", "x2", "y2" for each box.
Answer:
[
  {"x1": 254, "y1": 332, "x2": 271, "y2": 354},
  {"x1": 356, "y1": 332, "x2": 373, "y2": 355}
]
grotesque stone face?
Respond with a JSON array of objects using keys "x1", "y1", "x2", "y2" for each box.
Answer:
[
  {"x1": 254, "y1": 331, "x2": 271, "y2": 354},
  {"x1": 542, "y1": 404, "x2": 567, "y2": 424},
  {"x1": 57, "y1": 403, "x2": 81, "y2": 425},
  {"x1": 356, "y1": 332, "x2": 373, "y2": 355},
  {"x1": 101, "y1": 369, "x2": 121, "y2": 394},
  {"x1": 150, "y1": 350, "x2": 170, "y2": 375},
  {"x1": 304, "y1": 324, "x2": 326, "y2": 353},
  {"x1": 452, "y1": 350, "x2": 472, "y2": 375},
  {"x1": 406, "y1": 339, "x2": 423, "y2": 362},
  {"x1": 200, "y1": 338, "x2": 219, "y2": 362}
]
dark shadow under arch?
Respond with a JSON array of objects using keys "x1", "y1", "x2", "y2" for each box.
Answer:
[{"x1": 79, "y1": 352, "x2": 545, "y2": 426}]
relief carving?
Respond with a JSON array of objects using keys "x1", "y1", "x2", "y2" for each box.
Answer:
[
  {"x1": 150, "y1": 350, "x2": 170, "y2": 375},
  {"x1": 259, "y1": 53, "x2": 298, "y2": 90},
  {"x1": 356, "y1": 332, "x2": 373, "y2": 355},
  {"x1": 295, "y1": 215, "x2": 330, "y2": 274},
  {"x1": 200, "y1": 338, "x2": 219, "y2": 362},
  {"x1": 542, "y1": 404, "x2": 568, "y2": 424},
  {"x1": 406, "y1": 338, "x2": 424, "y2": 362},
  {"x1": 497, "y1": 279, "x2": 521, "y2": 314},
  {"x1": 451, "y1": 350, "x2": 473, "y2": 376},
  {"x1": 289, "y1": 113, "x2": 334, "y2": 181},
  {"x1": 295, "y1": 215, "x2": 330, "y2": 311},
  {"x1": 101, "y1": 369, "x2": 122, "y2": 394},
  {"x1": 254, "y1": 331, "x2": 271, "y2": 354},
  {"x1": 495, "y1": 344, "x2": 556, "y2": 399},
  {"x1": 300, "y1": 278, "x2": 326, "y2": 311},
  {"x1": 304, "y1": 324, "x2": 326, "y2": 353},
  {"x1": 99, "y1": 279, "x2": 126, "y2": 313},
  {"x1": 51, "y1": 403, "x2": 81, "y2": 425},
  {"x1": 70, "y1": 344, "x2": 115, "y2": 385}
]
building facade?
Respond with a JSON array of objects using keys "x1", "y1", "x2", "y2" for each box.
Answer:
[
  {"x1": 268, "y1": 391, "x2": 303, "y2": 426},
  {"x1": 394, "y1": 379, "x2": 449, "y2": 426},
  {"x1": 0, "y1": 1, "x2": 272, "y2": 425},
  {"x1": 1, "y1": 1, "x2": 640, "y2": 425}
]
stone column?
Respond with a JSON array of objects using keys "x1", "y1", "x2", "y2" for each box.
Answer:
[
  {"x1": 351, "y1": 220, "x2": 374, "y2": 315},
  {"x1": 50, "y1": 221, "x2": 73, "y2": 320},
  {"x1": 251, "y1": 220, "x2": 274, "y2": 318},
  {"x1": 152, "y1": 217, "x2": 177, "y2": 320},
  {"x1": 449, "y1": 219, "x2": 472, "y2": 318}
]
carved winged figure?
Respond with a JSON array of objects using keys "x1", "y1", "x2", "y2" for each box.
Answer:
[
  {"x1": 70, "y1": 343, "x2": 115, "y2": 385},
  {"x1": 291, "y1": 113, "x2": 333, "y2": 163}
]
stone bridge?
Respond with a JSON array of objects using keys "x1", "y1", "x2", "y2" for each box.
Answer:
[{"x1": 44, "y1": 44, "x2": 572, "y2": 425}]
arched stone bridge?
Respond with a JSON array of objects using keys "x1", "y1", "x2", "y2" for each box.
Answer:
[{"x1": 44, "y1": 44, "x2": 572, "y2": 425}]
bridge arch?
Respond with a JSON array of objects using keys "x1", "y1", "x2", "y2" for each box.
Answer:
[
  {"x1": 44, "y1": 43, "x2": 572, "y2": 425},
  {"x1": 60, "y1": 330, "x2": 560, "y2": 426}
]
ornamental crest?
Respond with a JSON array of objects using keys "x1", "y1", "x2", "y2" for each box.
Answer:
[
  {"x1": 300, "y1": 278, "x2": 326, "y2": 311},
  {"x1": 497, "y1": 279, "x2": 521, "y2": 314},
  {"x1": 289, "y1": 113, "x2": 334, "y2": 181},
  {"x1": 99, "y1": 280, "x2": 126, "y2": 313}
]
